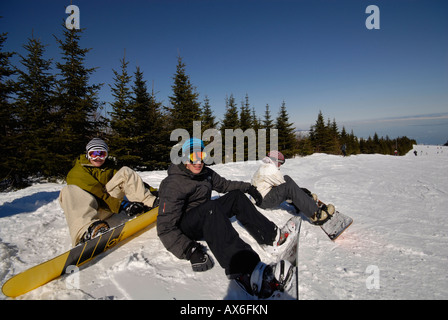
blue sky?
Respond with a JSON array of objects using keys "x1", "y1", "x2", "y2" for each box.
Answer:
[{"x1": 2, "y1": 0, "x2": 448, "y2": 144}]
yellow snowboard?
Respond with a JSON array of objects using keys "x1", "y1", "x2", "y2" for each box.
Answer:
[{"x1": 2, "y1": 207, "x2": 158, "y2": 298}]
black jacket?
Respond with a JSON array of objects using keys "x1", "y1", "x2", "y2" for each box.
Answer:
[{"x1": 157, "y1": 164, "x2": 251, "y2": 259}]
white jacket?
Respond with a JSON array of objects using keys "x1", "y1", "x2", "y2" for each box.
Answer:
[{"x1": 251, "y1": 157, "x2": 285, "y2": 198}]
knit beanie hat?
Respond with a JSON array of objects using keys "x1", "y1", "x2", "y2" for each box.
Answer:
[
  {"x1": 181, "y1": 138, "x2": 205, "y2": 163},
  {"x1": 267, "y1": 150, "x2": 285, "y2": 165},
  {"x1": 86, "y1": 138, "x2": 109, "y2": 153},
  {"x1": 182, "y1": 137, "x2": 204, "y2": 155}
]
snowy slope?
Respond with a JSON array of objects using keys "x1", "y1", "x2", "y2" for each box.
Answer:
[{"x1": 1, "y1": 145, "x2": 448, "y2": 300}]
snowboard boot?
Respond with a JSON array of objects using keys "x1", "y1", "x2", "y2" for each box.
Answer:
[
  {"x1": 275, "y1": 216, "x2": 301, "y2": 247},
  {"x1": 78, "y1": 220, "x2": 110, "y2": 245},
  {"x1": 236, "y1": 260, "x2": 294, "y2": 299},
  {"x1": 310, "y1": 203, "x2": 335, "y2": 225},
  {"x1": 265, "y1": 216, "x2": 300, "y2": 255}
]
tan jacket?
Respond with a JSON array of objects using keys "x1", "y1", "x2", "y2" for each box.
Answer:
[{"x1": 66, "y1": 155, "x2": 122, "y2": 213}]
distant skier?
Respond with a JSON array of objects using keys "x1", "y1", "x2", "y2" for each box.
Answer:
[
  {"x1": 251, "y1": 150, "x2": 334, "y2": 225},
  {"x1": 157, "y1": 138, "x2": 297, "y2": 299},
  {"x1": 341, "y1": 144, "x2": 347, "y2": 157},
  {"x1": 59, "y1": 138, "x2": 159, "y2": 246}
]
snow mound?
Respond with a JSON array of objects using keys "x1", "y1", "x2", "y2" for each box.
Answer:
[{"x1": 1, "y1": 145, "x2": 448, "y2": 300}]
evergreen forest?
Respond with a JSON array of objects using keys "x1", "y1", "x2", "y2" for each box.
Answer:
[{"x1": 1, "y1": 27, "x2": 416, "y2": 190}]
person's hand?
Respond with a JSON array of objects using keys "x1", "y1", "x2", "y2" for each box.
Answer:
[
  {"x1": 247, "y1": 185, "x2": 262, "y2": 206},
  {"x1": 186, "y1": 243, "x2": 214, "y2": 272},
  {"x1": 120, "y1": 200, "x2": 146, "y2": 216}
]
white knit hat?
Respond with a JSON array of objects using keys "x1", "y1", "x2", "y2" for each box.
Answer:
[{"x1": 86, "y1": 138, "x2": 109, "y2": 153}]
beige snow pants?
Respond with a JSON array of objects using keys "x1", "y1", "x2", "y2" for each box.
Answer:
[{"x1": 59, "y1": 166, "x2": 157, "y2": 246}]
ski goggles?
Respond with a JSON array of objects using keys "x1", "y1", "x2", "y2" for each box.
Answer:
[
  {"x1": 269, "y1": 156, "x2": 285, "y2": 166},
  {"x1": 88, "y1": 150, "x2": 108, "y2": 160},
  {"x1": 188, "y1": 151, "x2": 207, "y2": 163}
]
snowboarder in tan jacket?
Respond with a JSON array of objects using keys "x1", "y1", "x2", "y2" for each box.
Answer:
[{"x1": 59, "y1": 138, "x2": 158, "y2": 246}]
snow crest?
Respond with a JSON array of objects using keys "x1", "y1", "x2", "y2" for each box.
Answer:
[{"x1": 1, "y1": 145, "x2": 448, "y2": 299}]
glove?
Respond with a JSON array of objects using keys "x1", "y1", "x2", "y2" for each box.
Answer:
[
  {"x1": 152, "y1": 197, "x2": 160, "y2": 208},
  {"x1": 120, "y1": 200, "x2": 147, "y2": 216},
  {"x1": 247, "y1": 185, "x2": 262, "y2": 206},
  {"x1": 186, "y1": 243, "x2": 214, "y2": 272}
]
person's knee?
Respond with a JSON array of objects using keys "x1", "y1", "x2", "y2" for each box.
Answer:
[
  {"x1": 284, "y1": 175, "x2": 299, "y2": 189},
  {"x1": 227, "y1": 250, "x2": 260, "y2": 278},
  {"x1": 117, "y1": 166, "x2": 134, "y2": 177}
]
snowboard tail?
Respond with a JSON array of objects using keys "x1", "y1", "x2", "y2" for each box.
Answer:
[
  {"x1": 277, "y1": 216, "x2": 302, "y2": 266},
  {"x1": 2, "y1": 207, "x2": 158, "y2": 298},
  {"x1": 318, "y1": 201, "x2": 353, "y2": 240},
  {"x1": 233, "y1": 216, "x2": 302, "y2": 300}
]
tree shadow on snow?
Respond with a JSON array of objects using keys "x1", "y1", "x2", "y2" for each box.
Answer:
[{"x1": 0, "y1": 191, "x2": 60, "y2": 218}]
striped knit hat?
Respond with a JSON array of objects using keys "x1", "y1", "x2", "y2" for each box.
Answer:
[
  {"x1": 86, "y1": 138, "x2": 109, "y2": 153},
  {"x1": 182, "y1": 137, "x2": 204, "y2": 155}
]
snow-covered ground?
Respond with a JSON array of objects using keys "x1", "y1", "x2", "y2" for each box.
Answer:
[{"x1": 1, "y1": 145, "x2": 448, "y2": 300}]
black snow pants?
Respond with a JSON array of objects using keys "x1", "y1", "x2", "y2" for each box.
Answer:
[
  {"x1": 179, "y1": 190, "x2": 277, "y2": 278},
  {"x1": 260, "y1": 175, "x2": 318, "y2": 218}
]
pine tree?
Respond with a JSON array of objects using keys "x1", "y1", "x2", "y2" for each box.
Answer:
[
  {"x1": 201, "y1": 95, "x2": 218, "y2": 131},
  {"x1": 108, "y1": 52, "x2": 137, "y2": 166},
  {"x1": 262, "y1": 104, "x2": 274, "y2": 152},
  {"x1": 0, "y1": 32, "x2": 17, "y2": 187},
  {"x1": 275, "y1": 101, "x2": 296, "y2": 157},
  {"x1": 327, "y1": 118, "x2": 340, "y2": 154},
  {"x1": 130, "y1": 66, "x2": 151, "y2": 168},
  {"x1": 251, "y1": 107, "x2": 261, "y2": 131},
  {"x1": 131, "y1": 66, "x2": 167, "y2": 169},
  {"x1": 221, "y1": 94, "x2": 239, "y2": 129},
  {"x1": 296, "y1": 133, "x2": 313, "y2": 156},
  {"x1": 262, "y1": 104, "x2": 273, "y2": 130},
  {"x1": 220, "y1": 94, "x2": 240, "y2": 162},
  {"x1": 167, "y1": 56, "x2": 201, "y2": 136},
  {"x1": 373, "y1": 132, "x2": 381, "y2": 153},
  {"x1": 14, "y1": 36, "x2": 57, "y2": 178},
  {"x1": 309, "y1": 110, "x2": 326, "y2": 152},
  {"x1": 348, "y1": 129, "x2": 360, "y2": 154},
  {"x1": 199, "y1": 95, "x2": 219, "y2": 161},
  {"x1": 54, "y1": 25, "x2": 102, "y2": 174},
  {"x1": 240, "y1": 94, "x2": 252, "y2": 131},
  {"x1": 340, "y1": 125, "x2": 359, "y2": 156},
  {"x1": 251, "y1": 107, "x2": 263, "y2": 159}
]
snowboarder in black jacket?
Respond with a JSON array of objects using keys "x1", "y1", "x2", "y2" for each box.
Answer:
[{"x1": 157, "y1": 138, "x2": 298, "y2": 298}]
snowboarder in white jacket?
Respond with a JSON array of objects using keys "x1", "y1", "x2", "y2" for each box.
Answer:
[{"x1": 251, "y1": 151, "x2": 334, "y2": 224}]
